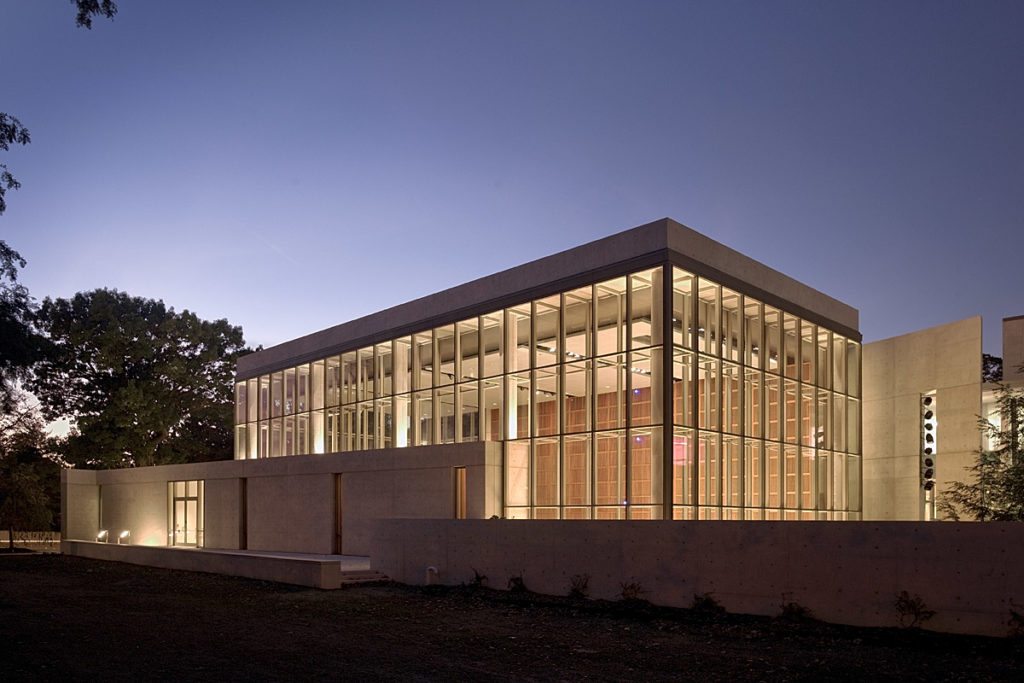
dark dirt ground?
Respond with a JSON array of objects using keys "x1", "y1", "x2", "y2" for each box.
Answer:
[{"x1": 1, "y1": 554, "x2": 1022, "y2": 682}]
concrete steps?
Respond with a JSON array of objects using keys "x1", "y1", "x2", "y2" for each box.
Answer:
[{"x1": 339, "y1": 569, "x2": 389, "y2": 586}]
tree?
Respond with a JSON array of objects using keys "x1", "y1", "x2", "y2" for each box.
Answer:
[
  {"x1": 0, "y1": 1, "x2": 117, "y2": 215},
  {"x1": 73, "y1": 0, "x2": 118, "y2": 29},
  {"x1": 983, "y1": 354, "x2": 1003, "y2": 384},
  {"x1": 31, "y1": 289, "x2": 248, "y2": 468},
  {"x1": 0, "y1": 241, "x2": 44, "y2": 411},
  {"x1": 0, "y1": 114, "x2": 31, "y2": 216},
  {"x1": 0, "y1": 397, "x2": 55, "y2": 550},
  {"x1": 940, "y1": 382, "x2": 1024, "y2": 521}
]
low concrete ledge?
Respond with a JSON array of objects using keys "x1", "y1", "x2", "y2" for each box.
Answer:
[{"x1": 62, "y1": 541, "x2": 342, "y2": 589}]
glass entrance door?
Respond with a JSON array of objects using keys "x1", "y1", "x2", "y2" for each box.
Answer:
[{"x1": 169, "y1": 480, "x2": 204, "y2": 547}]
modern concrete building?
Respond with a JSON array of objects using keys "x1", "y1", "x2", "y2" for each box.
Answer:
[
  {"x1": 62, "y1": 217, "x2": 1024, "y2": 636},
  {"x1": 64, "y1": 218, "x2": 865, "y2": 556}
]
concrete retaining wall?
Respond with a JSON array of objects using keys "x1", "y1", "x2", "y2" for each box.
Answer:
[
  {"x1": 370, "y1": 519, "x2": 1024, "y2": 637},
  {"x1": 62, "y1": 541, "x2": 342, "y2": 589}
]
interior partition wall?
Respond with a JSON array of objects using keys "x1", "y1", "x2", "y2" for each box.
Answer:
[{"x1": 233, "y1": 263, "x2": 861, "y2": 521}]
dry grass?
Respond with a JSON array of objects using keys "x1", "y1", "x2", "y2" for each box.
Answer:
[{"x1": 0, "y1": 554, "x2": 1021, "y2": 681}]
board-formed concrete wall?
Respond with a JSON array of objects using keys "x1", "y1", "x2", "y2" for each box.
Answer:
[
  {"x1": 370, "y1": 518, "x2": 1024, "y2": 637},
  {"x1": 863, "y1": 317, "x2": 982, "y2": 520}
]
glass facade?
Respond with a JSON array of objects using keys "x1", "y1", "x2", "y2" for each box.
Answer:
[{"x1": 234, "y1": 264, "x2": 861, "y2": 520}]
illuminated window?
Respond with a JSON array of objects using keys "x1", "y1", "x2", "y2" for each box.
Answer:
[{"x1": 229, "y1": 263, "x2": 862, "y2": 521}]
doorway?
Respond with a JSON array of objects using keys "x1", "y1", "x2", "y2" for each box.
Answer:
[{"x1": 169, "y1": 480, "x2": 204, "y2": 547}]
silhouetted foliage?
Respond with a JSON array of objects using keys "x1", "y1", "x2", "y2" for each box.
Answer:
[
  {"x1": 31, "y1": 289, "x2": 248, "y2": 468},
  {"x1": 940, "y1": 383, "x2": 1024, "y2": 521},
  {"x1": 0, "y1": 2, "x2": 115, "y2": 215},
  {"x1": 894, "y1": 591, "x2": 935, "y2": 629},
  {"x1": 1009, "y1": 601, "x2": 1024, "y2": 638},
  {"x1": 74, "y1": 0, "x2": 118, "y2": 29},
  {"x1": 507, "y1": 573, "x2": 527, "y2": 593},
  {"x1": 778, "y1": 593, "x2": 813, "y2": 621},
  {"x1": 0, "y1": 241, "x2": 44, "y2": 411},
  {"x1": 691, "y1": 592, "x2": 726, "y2": 615},
  {"x1": 619, "y1": 580, "x2": 646, "y2": 602},
  {"x1": 0, "y1": 398, "x2": 56, "y2": 548},
  {"x1": 0, "y1": 114, "x2": 31, "y2": 216},
  {"x1": 983, "y1": 354, "x2": 1003, "y2": 384},
  {"x1": 469, "y1": 568, "x2": 488, "y2": 587},
  {"x1": 568, "y1": 573, "x2": 590, "y2": 600}
]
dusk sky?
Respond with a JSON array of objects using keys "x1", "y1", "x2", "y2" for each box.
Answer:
[{"x1": 3, "y1": 1, "x2": 1022, "y2": 354}]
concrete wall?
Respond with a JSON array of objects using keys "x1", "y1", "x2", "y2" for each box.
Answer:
[
  {"x1": 247, "y1": 473, "x2": 335, "y2": 554},
  {"x1": 99, "y1": 481, "x2": 168, "y2": 546},
  {"x1": 371, "y1": 518, "x2": 1024, "y2": 637},
  {"x1": 1003, "y1": 315, "x2": 1024, "y2": 384},
  {"x1": 62, "y1": 443, "x2": 503, "y2": 557},
  {"x1": 862, "y1": 317, "x2": 982, "y2": 520},
  {"x1": 203, "y1": 477, "x2": 243, "y2": 550},
  {"x1": 61, "y1": 471, "x2": 99, "y2": 542}
]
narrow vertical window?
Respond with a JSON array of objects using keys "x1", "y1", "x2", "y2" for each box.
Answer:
[{"x1": 453, "y1": 467, "x2": 467, "y2": 519}]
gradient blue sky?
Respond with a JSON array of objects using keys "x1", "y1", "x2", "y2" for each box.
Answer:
[{"x1": 3, "y1": 1, "x2": 1022, "y2": 354}]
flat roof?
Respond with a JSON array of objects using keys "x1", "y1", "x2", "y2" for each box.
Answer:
[{"x1": 237, "y1": 217, "x2": 859, "y2": 380}]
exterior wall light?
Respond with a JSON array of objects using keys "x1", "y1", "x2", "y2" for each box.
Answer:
[
  {"x1": 117, "y1": 530, "x2": 131, "y2": 545},
  {"x1": 96, "y1": 529, "x2": 108, "y2": 543}
]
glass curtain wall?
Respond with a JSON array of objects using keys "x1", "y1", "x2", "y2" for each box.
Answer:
[
  {"x1": 234, "y1": 264, "x2": 861, "y2": 520},
  {"x1": 671, "y1": 267, "x2": 861, "y2": 521}
]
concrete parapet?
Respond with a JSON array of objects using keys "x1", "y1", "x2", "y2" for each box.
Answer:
[{"x1": 62, "y1": 541, "x2": 343, "y2": 589}]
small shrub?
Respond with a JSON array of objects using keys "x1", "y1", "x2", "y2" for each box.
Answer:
[
  {"x1": 1008, "y1": 600, "x2": 1024, "y2": 638},
  {"x1": 567, "y1": 573, "x2": 590, "y2": 600},
  {"x1": 691, "y1": 592, "x2": 725, "y2": 615},
  {"x1": 507, "y1": 573, "x2": 527, "y2": 593},
  {"x1": 620, "y1": 580, "x2": 646, "y2": 602},
  {"x1": 894, "y1": 590, "x2": 935, "y2": 629},
  {"x1": 778, "y1": 593, "x2": 813, "y2": 621},
  {"x1": 469, "y1": 568, "x2": 488, "y2": 588}
]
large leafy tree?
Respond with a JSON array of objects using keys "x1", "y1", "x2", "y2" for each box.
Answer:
[
  {"x1": 0, "y1": 241, "x2": 44, "y2": 411},
  {"x1": 0, "y1": 397, "x2": 56, "y2": 549},
  {"x1": 940, "y1": 381, "x2": 1024, "y2": 521},
  {"x1": 31, "y1": 289, "x2": 247, "y2": 468}
]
